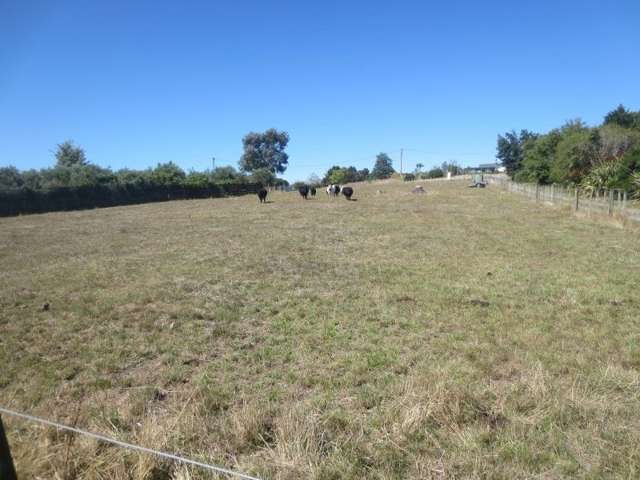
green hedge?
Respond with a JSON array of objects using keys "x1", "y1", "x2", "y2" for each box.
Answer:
[{"x1": 0, "y1": 182, "x2": 262, "y2": 217}]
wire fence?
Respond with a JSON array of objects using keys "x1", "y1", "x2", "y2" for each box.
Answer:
[
  {"x1": 0, "y1": 407, "x2": 262, "y2": 480},
  {"x1": 483, "y1": 174, "x2": 640, "y2": 224}
]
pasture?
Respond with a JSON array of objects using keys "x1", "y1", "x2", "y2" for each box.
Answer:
[{"x1": 1, "y1": 179, "x2": 639, "y2": 479}]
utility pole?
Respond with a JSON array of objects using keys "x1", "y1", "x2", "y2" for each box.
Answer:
[{"x1": 400, "y1": 148, "x2": 403, "y2": 175}]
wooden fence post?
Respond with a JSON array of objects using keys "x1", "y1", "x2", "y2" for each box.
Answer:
[
  {"x1": 623, "y1": 191, "x2": 628, "y2": 212},
  {"x1": 0, "y1": 414, "x2": 18, "y2": 480},
  {"x1": 551, "y1": 184, "x2": 555, "y2": 204},
  {"x1": 535, "y1": 184, "x2": 540, "y2": 202},
  {"x1": 574, "y1": 187, "x2": 579, "y2": 211},
  {"x1": 608, "y1": 189, "x2": 614, "y2": 216}
]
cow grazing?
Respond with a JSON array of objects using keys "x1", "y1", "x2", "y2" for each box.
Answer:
[
  {"x1": 299, "y1": 185, "x2": 310, "y2": 199},
  {"x1": 326, "y1": 184, "x2": 341, "y2": 197},
  {"x1": 310, "y1": 187, "x2": 317, "y2": 196},
  {"x1": 342, "y1": 187, "x2": 354, "y2": 200},
  {"x1": 257, "y1": 188, "x2": 268, "y2": 203}
]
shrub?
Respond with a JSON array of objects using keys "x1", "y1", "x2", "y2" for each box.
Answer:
[{"x1": 426, "y1": 168, "x2": 444, "y2": 179}]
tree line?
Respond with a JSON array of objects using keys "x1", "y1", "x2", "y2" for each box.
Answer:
[
  {"x1": 0, "y1": 129, "x2": 294, "y2": 216},
  {"x1": 295, "y1": 155, "x2": 463, "y2": 189},
  {"x1": 0, "y1": 129, "x2": 294, "y2": 192},
  {"x1": 496, "y1": 104, "x2": 640, "y2": 194}
]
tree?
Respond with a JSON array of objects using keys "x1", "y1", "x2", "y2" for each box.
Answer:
[
  {"x1": 328, "y1": 168, "x2": 348, "y2": 185},
  {"x1": 116, "y1": 168, "x2": 153, "y2": 186},
  {"x1": 415, "y1": 163, "x2": 424, "y2": 174},
  {"x1": 151, "y1": 162, "x2": 186, "y2": 185},
  {"x1": 441, "y1": 160, "x2": 462, "y2": 175},
  {"x1": 322, "y1": 166, "x2": 344, "y2": 184},
  {"x1": 516, "y1": 132, "x2": 561, "y2": 184},
  {"x1": 604, "y1": 104, "x2": 636, "y2": 129},
  {"x1": 0, "y1": 166, "x2": 24, "y2": 189},
  {"x1": 356, "y1": 168, "x2": 370, "y2": 182},
  {"x1": 425, "y1": 167, "x2": 444, "y2": 178},
  {"x1": 184, "y1": 171, "x2": 210, "y2": 188},
  {"x1": 21, "y1": 169, "x2": 44, "y2": 190},
  {"x1": 550, "y1": 130, "x2": 595, "y2": 184},
  {"x1": 371, "y1": 153, "x2": 395, "y2": 179},
  {"x1": 210, "y1": 166, "x2": 245, "y2": 184},
  {"x1": 308, "y1": 173, "x2": 322, "y2": 186},
  {"x1": 322, "y1": 165, "x2": 370, "y2": 184},
  {"x1": 249, "y1": 168, "x2": 276, "y2": 187},
  {"x1": 496, "y1": 130, "x2": 537, "y2": 177},
  {"x1": 591, "y1": 124, "x2": 640, "y2": 166},
  {"x1": 69, "y1": 164, "x2": 115, "y2": 187},
  {"x1": 55, "y1": 140, "x2": 87, "y2": 167},
  {"x1": 239, "y1": 129, "x2": 290, "y2": 174}
]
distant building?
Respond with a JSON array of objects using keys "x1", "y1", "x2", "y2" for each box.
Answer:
[{"x1": 475, "y1": 163, "x2": 503, "y2": 173}]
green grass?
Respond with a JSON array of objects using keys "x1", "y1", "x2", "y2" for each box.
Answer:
[{"x1": 1, "y1": 179, "x2": 639, "y2": 479}]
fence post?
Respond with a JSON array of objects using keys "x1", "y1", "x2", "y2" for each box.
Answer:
[
  {"x1": 535, "y1": 184, "x2": 540, "y2": 202},
  {"x1": 623, "y1": 191, "x2": 628, "y2": 212},
  {"x1": 0, "y1": 414, "x2": 18, "y2": 480},
  {"x1": 574, "y1": 187, "x2": 579, "y2": 211},
  {"x1": 608, "y1": 189, "x2": 614, "y2": 216},
  {"x1": 551, "y1": 184, "x2": 555, "y2": 204}
]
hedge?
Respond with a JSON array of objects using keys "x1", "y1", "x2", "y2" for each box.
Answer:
[{"x1": 0, "y1": 182, "x2": 262, "y2": 217}]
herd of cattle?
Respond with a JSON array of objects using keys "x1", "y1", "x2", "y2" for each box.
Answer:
[{"x1": 257, "y1": 184, "x2": 354, "y2": 203}]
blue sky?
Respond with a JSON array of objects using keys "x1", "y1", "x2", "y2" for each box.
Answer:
[{"x1": 1, "y1": 0, "x2": 639, "y2": 182}]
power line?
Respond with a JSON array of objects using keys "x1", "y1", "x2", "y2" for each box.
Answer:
[{"x1": 0, "y1": 407, "x2": 262, "y2": 480}]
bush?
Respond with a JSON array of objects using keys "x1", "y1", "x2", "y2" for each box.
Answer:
[
  {"x1": 426, "y1": 168, "x2": 444, "y2": 179},
  {"x1": 403, "y1": 173, "x2": 416, "y2": 181}
]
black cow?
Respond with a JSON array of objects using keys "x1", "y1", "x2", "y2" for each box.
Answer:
[
  {"x1": 299, "y1": 185, "x2": 310, "y2": 199},
  {"x1": 342, "y1": 187, "x2": 354, "y2": 200},
  {"x1": 310, "y1": 187, "x2": 317, "y2": 196},
  {"x1": 257, "y1": 188, "x2": 268, "y2": 203}
]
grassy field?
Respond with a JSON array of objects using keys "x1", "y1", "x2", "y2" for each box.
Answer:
[{"x1": 1, "y1": 179, "x2": 639, "y2": 479}]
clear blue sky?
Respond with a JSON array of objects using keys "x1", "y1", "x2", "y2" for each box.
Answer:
[{"x1": 1, "y1": 0, "x2": 639, "y2": 182}]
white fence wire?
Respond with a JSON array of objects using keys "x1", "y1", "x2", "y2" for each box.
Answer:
[{"x1": 0, "y1": 406, "x2": 262, "y2": 480}]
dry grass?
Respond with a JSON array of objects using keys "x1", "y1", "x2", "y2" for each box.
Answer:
[{"x1": 1, "y1": 179, "x2": 639, "y2": 479}]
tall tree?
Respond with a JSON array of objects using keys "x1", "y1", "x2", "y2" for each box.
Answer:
[
  {"x1": 604, "y1": 104, "x2": 636, "y2": 129},
  {"x1": 496, "y1": 130, "x2": 537, "y2": 176},
  {"x1": 55, "y1": 140, "x2": 87, "y2": 167},
  {"x1": 239, "y1": 129, "x2": 290, "y2": 174},
  {"x1": 307, "y1": 173, "x2": 321, "y2": 186},
  {"x1": 441, "y1": 160, "x2": 462, "y2": 175},
  {"x1": 371, "y1": 153, "x2": 395, "y2": 179}
]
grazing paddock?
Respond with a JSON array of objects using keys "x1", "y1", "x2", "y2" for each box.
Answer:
[{"x1": 1, "y1": 179, "x2": 639, "y2": 479}]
